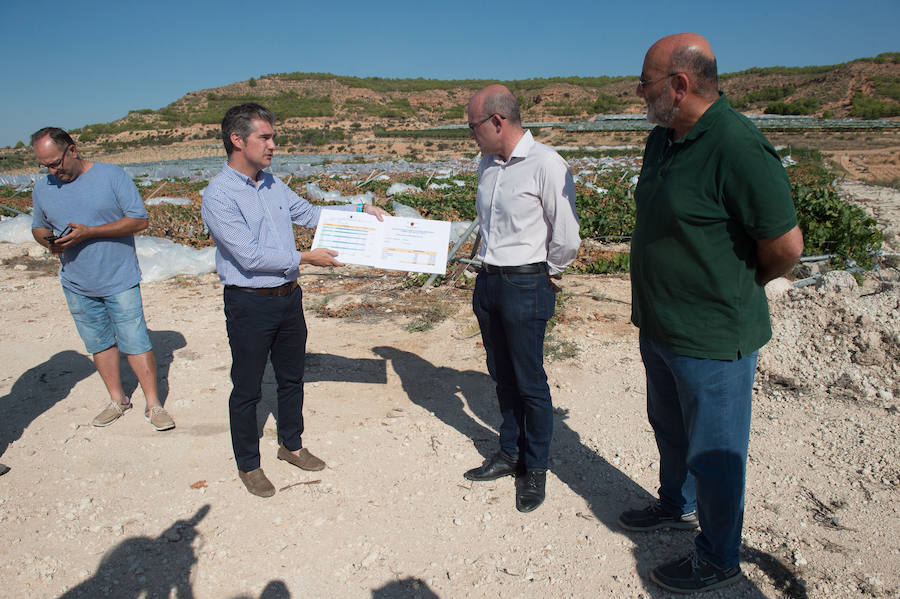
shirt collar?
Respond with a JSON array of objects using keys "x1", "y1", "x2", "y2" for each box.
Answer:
[
  {"x1": 508, "y1": 130, "x2": 535, "y2": 160},
  {"x1": 222, "y1": 162, "x2": 273, "y2": 188}
]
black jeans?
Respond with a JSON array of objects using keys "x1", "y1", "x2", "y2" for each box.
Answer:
[{"x1": 224, "y1": 286, "x2": 307, "y2": 472}]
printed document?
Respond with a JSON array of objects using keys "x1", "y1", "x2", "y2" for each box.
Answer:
[{"x1": 311, "y1": 209, "x2": 451, "y2": 274}]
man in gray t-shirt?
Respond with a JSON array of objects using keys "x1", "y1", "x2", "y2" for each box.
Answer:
[{"x1": 30, "y1": 127, "x2": 174, "y2": 432}]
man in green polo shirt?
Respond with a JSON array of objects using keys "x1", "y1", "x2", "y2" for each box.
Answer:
[{"x1": 618, "y1": 33, "x2": 803, "y2": 594}]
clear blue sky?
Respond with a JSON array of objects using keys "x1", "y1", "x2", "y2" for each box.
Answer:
[{"x1": 1, "y1": 0, "x2": 897, "y2": 148}]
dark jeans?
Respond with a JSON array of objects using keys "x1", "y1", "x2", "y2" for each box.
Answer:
[
  {"x1": 224, "y1": 286, "x2": 307, "y2": 472},
  {"x1": 472, "y1": 270, "x2": 555, "y2": 471},
  {"x1": 640, "y1": 337, "x2": 757, "y2": 569}
]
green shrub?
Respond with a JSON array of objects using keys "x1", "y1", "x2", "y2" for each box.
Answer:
[
  {"x1": 576, "y1": 176, "x2": 636, "y2": 239},
  {"x1": 731, "y1": 85, "x2": 795, "y2": 109},
  {"x1": 542, "y1": 94, "x2": 624, "y2": 117},
  {"x1": 871, "y1": 52, "x2": 900, "y2": 64},
  {"x1": 792, "y1": 181, "x2": 882, "y2": 268},
  {"x1": 720, "y1": 64, "x2": 837, "y2": 80},
  {"x1": 592, "y1": 94, "x2": 623, "y2": 113},
  {"x1": 583, "y1": 252, "x2": 630, "y2": 274},
  {"x1": 849, "y1": 93, "x2": 900, "y2": 119},
  {"x1": 765, "y1": 97, "x2": 821, "y2": 115},
  {"x1": 286, "y1": 127, "x2": 346, "y2": 146},
  {"x1": 373, "y1": 127, "x2": 468, "y2": 139},
  {"x1": 442, "y1": 104, "x2": 465, "y2": 119},
  {"x1": 0, "y1": 153, "x2": 29, "y2": 171},
  {"x1": 869, "y1": 75, "x2": 900, "y2": 101}
]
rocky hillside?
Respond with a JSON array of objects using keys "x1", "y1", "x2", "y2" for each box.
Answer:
[{"x1": 1, "y1": 53, "x2": 897, "y2": 172}]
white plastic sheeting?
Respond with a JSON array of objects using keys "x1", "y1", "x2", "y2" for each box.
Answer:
[
  {"x1": 0, "y1": 173, "x2": 40, "y2": 187},
  {"x1": 0, "y1": 216, "x2": 216, "y2": 282},
  {"x1": 386, "y1": 182, "x2": 422, "y2": 196},
  {"x1": 144, "y1": 196, "x2": 191, "y2": 206},
  {"x1": 135, "y1": 237, "x2": 216, "y2": 282},
  {"x1": 304, "y1": 183, "x2": 374, "y2": 205},
  {"x1": 0, "y1": 213, "x2": 34, "y2": 243},
  {"x1": 427, "y1": 179, "x2": 467, "y2": 190},
  {"x1": 391, "y1": 202, "x2": 422, "y2": 219}
]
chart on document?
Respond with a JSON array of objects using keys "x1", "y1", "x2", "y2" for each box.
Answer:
[{"x1": 311, "y1": 209, "x2": 451, "y2": 274}]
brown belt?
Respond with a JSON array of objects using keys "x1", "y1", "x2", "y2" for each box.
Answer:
[{"x1": 225, "y1": 281, "x2": 298, "y2": 297}]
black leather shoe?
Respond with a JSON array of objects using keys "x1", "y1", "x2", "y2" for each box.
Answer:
[
  {"x1": 464, "y1": 451, "x2": 519, "y2": 481},
  {"x1": 516, "y1": 470, "x2": 546, "y2": 513}
]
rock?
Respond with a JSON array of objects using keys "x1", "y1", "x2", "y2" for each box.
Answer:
[
  {"x1": 360, "y1": 551, "x2": 379, "y2": 568},
  {"x1": 765, "y1": 277, "x2": 793, "y2": 300},
  {"x1": 817, "y1": 271, "x2": 858, "y2": 294}
]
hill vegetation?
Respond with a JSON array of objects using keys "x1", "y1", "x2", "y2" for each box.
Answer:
[{"x1": 0, "y1": 52, "x2": 897, "y2": 171}]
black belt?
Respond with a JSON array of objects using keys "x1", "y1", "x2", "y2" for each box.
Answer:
[
  {"x1": 225, "y1": 281, "x2": 298, "y2": 296},
  {"x1": 480, "y1": 262, "x2": 547, "y2": 275}
]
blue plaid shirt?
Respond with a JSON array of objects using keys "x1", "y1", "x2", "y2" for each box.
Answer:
[{"x1": 202, "y1": 163, "x2": 348, "y2": 288}]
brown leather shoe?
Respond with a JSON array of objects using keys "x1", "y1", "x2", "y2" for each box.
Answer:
[
  {"x1": 277, "y1": 444, "x2": 326, "y2": 471},
  {"x1": 238, "y1": 468, "x2": 275, "y2": 497}
]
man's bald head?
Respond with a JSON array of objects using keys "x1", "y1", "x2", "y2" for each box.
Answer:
[
  {"x1": 469, "y1": 84, "x2": 521, "y2": 125},
  {"x1": 647, "y1": 33, "x2": 718, "y2": 99}
]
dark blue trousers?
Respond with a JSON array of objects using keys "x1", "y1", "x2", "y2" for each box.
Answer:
[
  {"x1": 640, "y1": 337, "x2": 757, "y2": 569},
  {"x1": 472, "y1": 270, "x2": 556, "y2": 471},
  {"x1": 224, "y1": 286, "x2": 307, "y2": 472}
]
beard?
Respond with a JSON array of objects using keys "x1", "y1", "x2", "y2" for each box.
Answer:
[{"x1": 646, "y1": 92, "x2": 677, "y2": 128}]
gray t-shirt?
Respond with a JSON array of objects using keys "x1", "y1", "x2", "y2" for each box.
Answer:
[{"x1": 32, "y1": 162, "x2": 146, "y2": 296}]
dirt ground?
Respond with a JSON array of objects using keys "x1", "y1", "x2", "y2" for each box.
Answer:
[{"x1": 1, "y1": 171, "x2": 898, "y2": 598}]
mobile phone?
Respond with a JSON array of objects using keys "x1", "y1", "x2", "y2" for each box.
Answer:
[{"x1": 44, "y1": 226, "x2": 72, "y2": 244}]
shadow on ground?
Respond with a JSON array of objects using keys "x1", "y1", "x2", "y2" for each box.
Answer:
[
  {"x1": 372, "y1": 576, "x2": 439, "y2": 598},
  {"x1": 1, "y1": 330, "x2": 186, "y2": 460},
  {"x1": 0, "y1": 349, "x2": 94, "y2": 458},
  {"x1": 232, "y1": 579, "x2": 292, "y2": 598},
  {"x1": 255, "y1": 352, "x2": 388, "y2": 438},
  {"x1": 58, "y1": 503, "x2": 295, "y2": 598},
  {"x1": 375, "y1": 345, "x2": 805, "y2": 598},
  {"x1": 120, "y1": 329, "x2": 187, "y2": 406},
  {"x1": 59, "y1": 504, "x2": 210, "y2": 598}
]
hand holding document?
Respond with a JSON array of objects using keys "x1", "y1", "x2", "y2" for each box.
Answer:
[{"x1": 311, "y1": 209, "x2": 451, "y2": 274}]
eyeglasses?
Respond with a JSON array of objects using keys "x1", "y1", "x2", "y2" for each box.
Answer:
[
  {"x1": 468, "y1": 113, "x2": 505, "y2": 131},
  {"x1": 39, "y1": 144, "x2": 70, "y2": 171},
  {"x1": 637, "y1": 73, "x2": 680, "y2": 89}
]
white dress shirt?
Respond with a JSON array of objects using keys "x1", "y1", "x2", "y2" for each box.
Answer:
[{"x1": 475, "y1": 130, "x2": 581, "y2": 275}]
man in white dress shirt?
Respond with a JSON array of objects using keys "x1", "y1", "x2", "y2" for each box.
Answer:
[{"x1": 462, "y1": 85, "x2": 581, "y2": 512}]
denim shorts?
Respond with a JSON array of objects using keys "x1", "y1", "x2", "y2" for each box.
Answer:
[{"x1": 63, "y1": 285, "x2": 152, "y2": 355}]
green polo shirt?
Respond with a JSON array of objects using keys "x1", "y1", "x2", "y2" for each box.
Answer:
[{"x1": 630, "y1": 94, "x2": 797, "y2": 360}]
